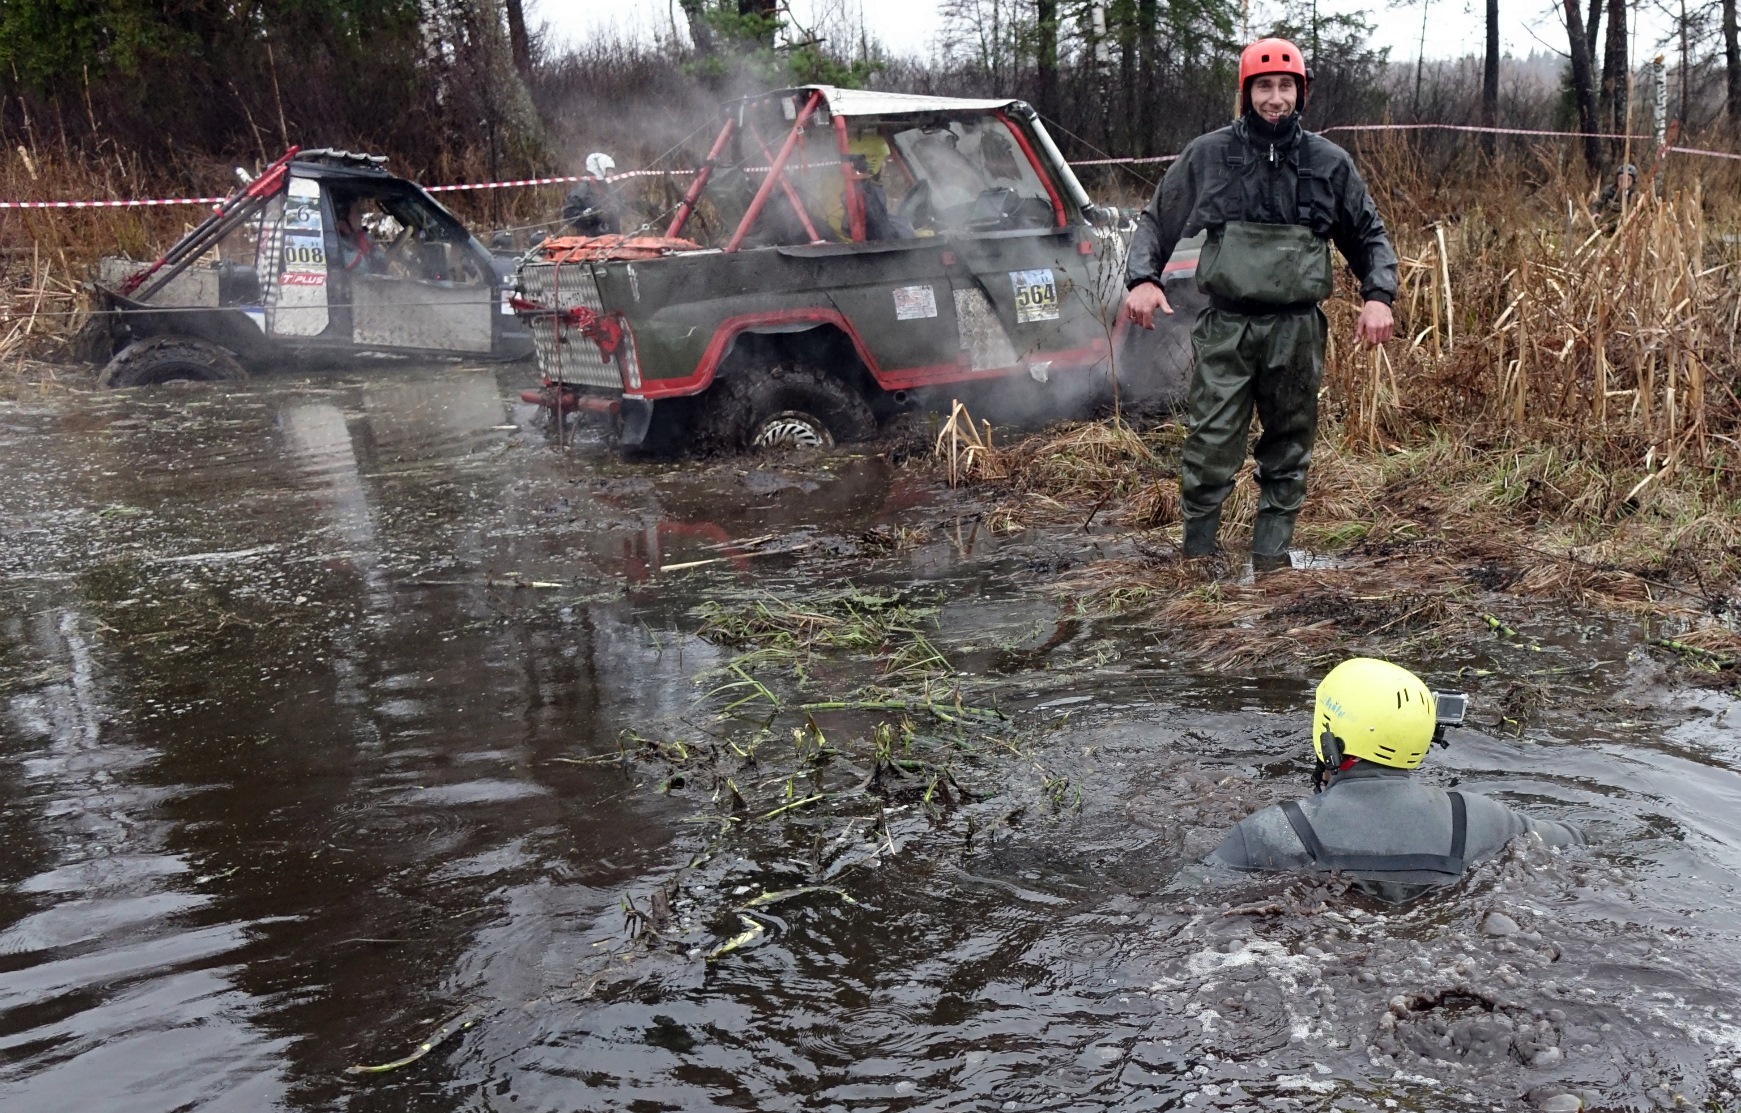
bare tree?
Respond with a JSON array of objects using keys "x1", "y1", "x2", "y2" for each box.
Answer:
[
  {"x1": 1600, "y1": 0, "x2": 1628, "y2": 145},
  {"x1": 1726, "y1": 0, "x2": 1741, "y2": 125},
  {"x1": 1037, "y1": 0, "x2": 1059, "y2": 117},
  {"x1": 1137, "y1": 0, "x2": 1158, "y2": 153},
  {"x1": 680, "y1": 0, "x2": 718, "y2": 56},
  {"x1": 1563, "y1": 0, "x2": 1603, "y2": 169},
  {"x1": 505, "y1": 0, "x2": 531, "y2": 74},
  {"x1": 1483, "y1": 0, "x2": 1498, "y2": 147}
]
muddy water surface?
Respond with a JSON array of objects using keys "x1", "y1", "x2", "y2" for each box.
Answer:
[{"x1": 2, "y1": 366, "x2": 1740, "y2": 1112}]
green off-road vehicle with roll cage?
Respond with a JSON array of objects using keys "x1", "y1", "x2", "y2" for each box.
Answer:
[
  {"x1": 86, "y1": 147, "x2": 533, "y2": 386},
  {"x1": 513, "y1": 85, "x2": 1200, "y2": 452}
]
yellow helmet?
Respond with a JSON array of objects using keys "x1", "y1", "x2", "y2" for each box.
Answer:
[
  {"x1": 1312, "y1": 658, "x2": 1438, "y2": 770},
  {"x1": 848, "y1": 131, "x2": 890, "y2": 177}
]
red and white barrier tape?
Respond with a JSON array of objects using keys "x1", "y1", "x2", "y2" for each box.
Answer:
[
  {"x1": 1321, "y1": 122, "x2": 1654, "y2": 141},
  {"x1": 0, "y1": 195, "x2": 226, "y2": 210},
  {"x1": 2, "y1": 122, "x2": 1734, "y2": 209},
  {"x1": 1667, "y1": 144, "x2": 1741, "y2": 162}
]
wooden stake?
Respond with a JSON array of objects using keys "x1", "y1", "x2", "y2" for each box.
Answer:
[{"x1": 1436, "y1": 222, "x2": 1454, "y2": 351}]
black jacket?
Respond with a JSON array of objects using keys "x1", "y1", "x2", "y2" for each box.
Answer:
[
  {"x1": 1126, "y1": 112, "x2": 1398, "y2": 306},
  {"x1": 562, "y1": 181, "x2": 622, "y2": 236}
]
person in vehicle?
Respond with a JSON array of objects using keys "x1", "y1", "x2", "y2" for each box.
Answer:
[
  {"x1": 335, "y1": 198, "x2": 385, "y2": 273},
  {"x1": 1207, "y1": 657, "x2": 1585, "y2": 905},
  {"x1": 1123, "y1": 37, "x2": 1398, "y2": 570},
  {"x1": 838, "y1": 132, "x2": 914, "y2": 241}
]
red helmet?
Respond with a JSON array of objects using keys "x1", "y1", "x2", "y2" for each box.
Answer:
[{"x1": 1239, "y1": 37, "x2": 1308, "y2": 113}]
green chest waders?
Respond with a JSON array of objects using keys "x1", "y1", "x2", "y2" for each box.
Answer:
[
  {"x1": 1196, "y1": 221, "x2": 1333, "y2": 308},
  {"x1": 1181, "y1": 221, "x2": 1332, "y2": 561}
]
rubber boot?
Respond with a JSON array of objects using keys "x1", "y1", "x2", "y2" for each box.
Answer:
[
  {"x1": 1251, "y1": 511, "x2": 1296, "y2": 573},
  {"x1": 1182, "y1": 513, "x2": 1221, "y2": 558}
]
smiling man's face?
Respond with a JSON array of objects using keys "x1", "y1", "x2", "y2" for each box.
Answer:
[{"x1": 1249, "y1": 74, "x2": 1299, "y2": 123}]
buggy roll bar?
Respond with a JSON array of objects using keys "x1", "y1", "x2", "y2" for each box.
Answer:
[
  {"x1": 121, "y1": 147, "x2": 302, "y2": 302},
  {"x1": 725, "y1": 90, "x2": 824, "y2": 253},
  {"x1": 743, "y1": 118, "x2": 826, "y2": 245},
  {"x1": 666, "y1": 120, "x2": 737, "y2": 239},
  {"x1": 831, "y1": 114, "x2": 867, "y2": 243}
]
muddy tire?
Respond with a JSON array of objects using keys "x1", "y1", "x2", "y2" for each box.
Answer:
[
  {"x1": 697, "y1": 362, "x2": 875, "y2": 453},
  {"x1": 98, "y1": 336, "x2": 249, "y2": 389}
]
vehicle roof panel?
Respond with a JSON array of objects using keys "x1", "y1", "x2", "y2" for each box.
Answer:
[{"x1": 746, "y1": 85, "x2": 1024, "y2": 117}]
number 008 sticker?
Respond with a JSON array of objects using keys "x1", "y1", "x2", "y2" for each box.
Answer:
[
  {"x1": 282, "y1": 232, "x2": 327, "y2": 270},
  {"x1": 1011, "y1": 269, "x2": 1060, "y2": 323}
]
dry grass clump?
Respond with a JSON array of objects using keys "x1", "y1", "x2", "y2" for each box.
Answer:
[
  {"x1": 937, "y1": 403, "x2": 1165, "y2": 494},
  {"x1": 937, "y1": 404, "x2": 1188, "y2": 527},
  {"x1": 1053, "y1": 554, "x2": 1468, "y2": 669},
  {"x1": 2, "y1": 252, "x2": 86, "y2": 368},
  {"x1": 696, "y1": 590, "x2": 936, "y2": 652}
]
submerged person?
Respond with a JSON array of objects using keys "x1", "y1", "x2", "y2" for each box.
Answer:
[
  {"x1": 1123, "y1": 37, "x2": 1398, "y2": 570},
  {"x1": 1207, "y1": 657, "x2": 1584, "y2": 904}
]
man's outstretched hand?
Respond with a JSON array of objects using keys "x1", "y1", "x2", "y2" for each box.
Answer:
[
  {"x1": 1123, "y1": 282, "x2": 1174, "y2": 330},
  {"x1": 1356, "y1": 300, "x2": 1394, "y2": 346}
]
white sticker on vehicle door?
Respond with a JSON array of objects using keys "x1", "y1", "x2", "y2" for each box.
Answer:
[
  {"x1": 269, "y1": 174, "x2": 329, "y2": 337},
  {"x1": 284, "y1": 195, "x2": 322, "y2": 232},
  {"x1": 893, "y1": 284, "x2": 938, "y2": 320},
  {"x1": 282, "y1": 232, "x2": 328, "y2": 272},
  {"x1": 1011, "y1": 268, "x2": 1060, "y2": 323}
]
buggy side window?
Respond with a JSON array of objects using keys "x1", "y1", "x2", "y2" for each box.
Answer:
[
  {"x1": 331, "y1": 190, "x2": 487, "y2": 286},
  {"x1": 889, "y1": 116, "x2": 1059, "y2": 234}
]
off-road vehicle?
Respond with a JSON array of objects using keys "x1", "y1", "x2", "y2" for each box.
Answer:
[
  {"x1": 88, "y1": 147, "x2": 533, "y2": 386},
  {"x1": 513, "y1": 86, "x2": 1200, "y2": 451}
]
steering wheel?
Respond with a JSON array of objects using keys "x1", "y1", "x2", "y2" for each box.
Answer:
[
  {"x1": 894, "y1": 180, "x2": 935, "y2": 231},
  {"x1": 964, "y1": 187, "x2": 1026, "y2": 233}
]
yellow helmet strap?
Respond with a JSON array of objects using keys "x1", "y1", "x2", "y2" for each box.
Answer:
[{"x1": 1312, "y1": 729, "x2": 1343, "y2": 793}]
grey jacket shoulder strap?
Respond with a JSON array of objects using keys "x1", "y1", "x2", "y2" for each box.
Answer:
[{"x1": 1280, "y1": 792, "x2": 1468, "y2": 876}]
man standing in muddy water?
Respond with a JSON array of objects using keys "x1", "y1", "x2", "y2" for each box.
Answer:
[
  {"x1": 1207, "y1": 658, "x2": 1585, "y2": 904},
  {"x1": 1123, "y1": 37, "x2": 1398, "y2": 570}
]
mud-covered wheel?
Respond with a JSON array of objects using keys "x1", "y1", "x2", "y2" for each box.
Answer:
[
  {"x1": 98, "y1": 336, "x2": 249, "y2": 389},
  {"x1": 698, "y1": 362, "x2": 876, "y2": 453}
]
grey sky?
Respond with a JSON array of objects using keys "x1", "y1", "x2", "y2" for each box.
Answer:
[{"x1": 529, "y1": 0, "x2": 1672, "y2": 65}]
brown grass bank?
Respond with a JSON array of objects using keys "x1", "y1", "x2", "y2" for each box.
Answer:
[{"x1": 940, "y1": 414, "x2": 1741, "y2": 671}]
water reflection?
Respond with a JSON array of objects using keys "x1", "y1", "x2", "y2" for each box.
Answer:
[{"x1": 1, "y1": 605, "x2": 290, "y2": 1112}]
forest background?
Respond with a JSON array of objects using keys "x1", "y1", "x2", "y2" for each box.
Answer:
[{"x1": 1, "y1": 0, "x2": 1736, "y2": 208}]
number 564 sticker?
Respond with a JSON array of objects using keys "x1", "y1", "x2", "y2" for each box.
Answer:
[{"x1": 1011, "y1": 269, "x2": 1060, "y2": 323}]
